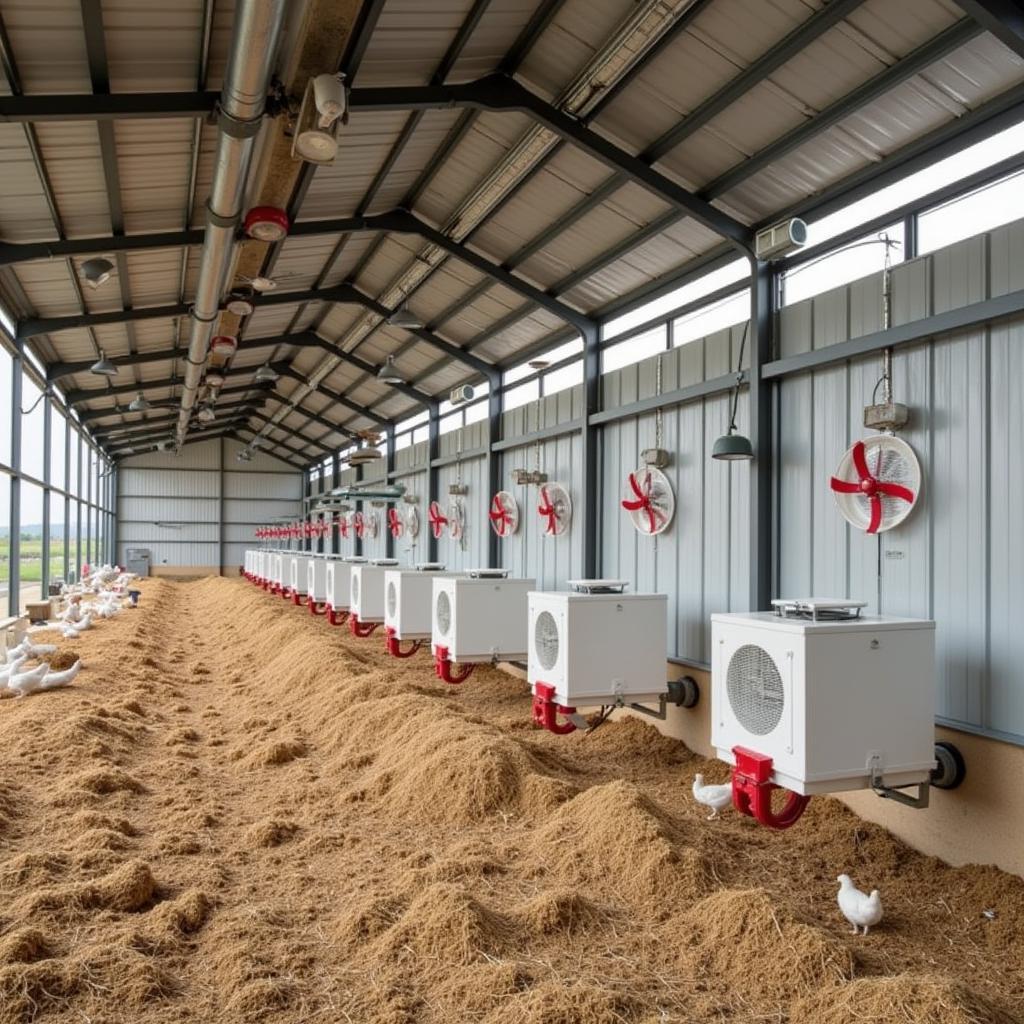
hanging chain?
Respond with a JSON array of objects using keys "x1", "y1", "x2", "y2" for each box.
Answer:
[
  {"x1": 655, "y1": 352, "x2": 664, "y2": 451},
  {"x1": 880, "y1": 231, "x2": 895, "y2": 406}
]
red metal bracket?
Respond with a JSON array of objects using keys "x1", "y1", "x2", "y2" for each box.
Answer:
[
  {"x1": 434, "y1": 645, "x2": 474, "y2": 684},
  {"x1": 326, "y1": 606, "x2": 348, "y2": 626},
  {"x1": 730, "y1": 746, "x2": 810, "y2": 830},
  {"x1": 307, "y1": 595, "x2": 327, "y2": 616},
  {"x1": 385, "y1": 626, "x2": 423, "y2": 659},
  {"x1": 349, "y1": 615, "x2": 378, "y2": 638},
  {"x1": 531, "y1": 682, "x2": 578, "y2": 735},
  {"x1": 291, "y1": 590, "x2": 303, "y2": 605}
]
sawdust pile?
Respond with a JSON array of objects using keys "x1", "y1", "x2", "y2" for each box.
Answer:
[{"x1": 0, "y1": 576, "x2": 1021, "y2": 1023}]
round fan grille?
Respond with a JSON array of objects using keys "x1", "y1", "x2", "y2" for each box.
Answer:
[
  {"x1": 387, "y1": 580, "x2": 397, "y2": 618},
  {"x1": 831, "y1": 436, "x2": 921, "y2": 534},
  {"x1": 622, "y1": 466, "x2": 675, "y2": 536},
  {"x1": 351, "y1": 573, "x2": 359, "y2": 604},
  {"x1": 727, "y1": 644, "x2": 784, "y2": 736},
  {"x1": 436, "y1": 589, "x2": 452, "y2": 636},
  {"x1": 534, "y1": 611, "x2": 559, "y2": 671},
  {"x1": 405, "y1": 505, "x2": 420, "y2": 539}
]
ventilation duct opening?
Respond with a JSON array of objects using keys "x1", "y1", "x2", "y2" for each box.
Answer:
[{"x1": 726, "y1": 645, "x2": 785, "y2": 736}]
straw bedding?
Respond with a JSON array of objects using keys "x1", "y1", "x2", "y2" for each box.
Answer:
[{"x1": 0, "y1": 576, "x2": 1021, "y2": 1022}]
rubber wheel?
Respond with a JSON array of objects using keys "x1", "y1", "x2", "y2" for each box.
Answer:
[
  {"x1": 931, "y1": 741, "x2": 966, "y2": 790},
  {"x1": 668, "y1": 675, "x2": 700, "y2": 709}
]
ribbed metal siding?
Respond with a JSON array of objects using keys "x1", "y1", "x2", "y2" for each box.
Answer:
[{"x1": 776, "y1": 220, "x2": 1024, "y2": 743}]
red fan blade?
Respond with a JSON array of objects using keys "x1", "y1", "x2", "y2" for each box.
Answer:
[
  {"x1": 867, "y1": 495, "x2": 883, "y2": 534},
  {"x1": 621, "y1": 498, "x2": 646, "y2": 511},
  {"x1": 628, "y1": 472, "x2": 644, "y2": 499},
  {"x1": 830, "y1": 476, "x2": 861, "y2": 494},
  {"x1": 646, "y1": 507, "x2": 657, "y2": 534},
  {"x1": 851, "y1": 440, "x2": 871, "y2": 482},
  {"x1": 876, "y1": 481, "x2": 915, "y2": 503}
]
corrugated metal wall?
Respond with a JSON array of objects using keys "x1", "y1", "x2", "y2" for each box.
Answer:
[
  {"x1": 392, "y1": 440, "x2": 430, "y2": 566},
  {"x1": 437, "y1": 421, "x2": 488, "y2": 571},
  {"x1": 117, "y1": 438, "x2": 301, "y2": 572},
  {"x1": 776, "y1": 220, "x2": 1024, "y2": 744},
  {"x1": 599, "y1": 325, "x2": 751, "y2": 664}
]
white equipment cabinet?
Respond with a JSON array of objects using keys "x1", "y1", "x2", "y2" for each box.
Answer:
[
  {"x1": 528, "y1": 581, "x2": 668, "y2": 708},
  {"x1": 307, "y1": 554, "x2": 329, "y2": 607},
  {"x1": 384, "y1": 564, "x2": 458, "y2": 640},
  {"x1": 267, "y1": 550, "x2": 286, "y2": 593},
  {"x1": 431, "y1": 570, "x2": 535, "y2": 681},
  {"x1": 712, "y1": 600, "x2": 936, "y2": 797},
  {"x1": 324, "y1": 556, "x2": 365, "y2": 623},
  {"x1": 349, "y1": 559, "x2": 399, "y2": 634},
  {"x1": 286, "y1": 553, "x2": 314, "y2": 601}
]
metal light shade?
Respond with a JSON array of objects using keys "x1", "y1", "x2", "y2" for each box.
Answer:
[
  {"x1": 237, "y1": 449, "x2": 252, "y2": 462},
  {"x1": 294, "y1": 127, "x2": 339, "y2": 163},
  {"x1": 377, "y1": 354, "x2": 406, "y2": 385},
  {"x1": 90, "y1": 350, "x2": 118, "y2": 377},
  {"x1": 244, "y1": 205, "x2": 289, "y2": 241},
  {"x1": 210, "y1": 334, "x2": 238, "y2": 357},
  {"x1": 81, "y1": 257, "x2": 113, "y2": 289},
  {"x1": 128, "y1": 391, "x2": 150, "y2": 412},
  {"x1": 205, "y1": 371, "x2": 226, "y2": 388},
  {"x1": 388, "y1": 304, "x2": 421, "y2": 329},
  {"x1": 225, "y1": 296, "x2": 255, "y2": 316},
  {"x1": 196, "y1": 405, "x2": 216, "y2": 423},
  {"x1": 712, "y1": 430, "x2": 754, "y2": 461},
  {"x1": 254, "y1": 363, "x2": 279, "y2": 384}
]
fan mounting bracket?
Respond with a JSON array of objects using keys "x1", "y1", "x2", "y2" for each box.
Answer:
[{"x1": 863, "y1": 401, "x2": 909, "y2": 432}]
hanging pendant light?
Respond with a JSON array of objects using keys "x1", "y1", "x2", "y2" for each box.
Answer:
[
  {"x1": 81, "y1": 257, "x2": 113, "y2": 289},
  {"x1": 387, "y1": 302, "x2": 421, "y2": 330},
  {"x1": 377, "y1": 354, "x2": 406, "y2": 385},
  {"x1": 254, "y1": 363, "x2": 279, "y2": 384},
  {"x1": 711, "y1": 321, "x2": 753, "y2": 462},
  {"x1": 128, "y1": 391, "x2": 151, "y2": 412},
  {"x1": 90, "y1": 349, "x2": 118, "y2": 377}
]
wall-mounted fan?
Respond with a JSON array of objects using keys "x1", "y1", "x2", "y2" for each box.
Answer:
[
  {"x1": 538, "y1": 482, "x2": 572, "y2": 537},
  {"x1": 363, "y1": 509, "x2": 380, "y2": 540},
  {"x1": 387, "y1": 507, "x2": 403, "y2": 538},
  {"x1": 830, "y1": 436, "x2": 920, "y2": 534},
  {"x1": 447, "y1": 498, "x2": 465, "y2": 540},
  {"x1": 405, "y1": 504, "x2": 420, "y2": 539},
  {"x1": 489, "y1": 491, "x2": 519, "y2": 537},
  {"x1": 335, "y1": 513, "x2": 350, "y2": 539},
  {"x1": 428, "y1": 501, "x2": 448, "y2": 540},
  {"x1": 352, "y1": 510, "x2": 365, "y2": 539},
  {"x1": 621, "y1": 467, "x2": 675, "y2": 536}
]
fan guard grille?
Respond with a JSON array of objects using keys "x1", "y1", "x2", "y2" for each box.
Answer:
[
  {"x1": 727, "y1": 644, "x2": 784, "y2": 736},
  {"x1": 436, "y1": 590, "x2": 452, "y2": 636},
  {"x1": 387, "y1": 580, "x2": 397, "y2": 619},
  {"x1": 534, "y1": 611, "x2": 559, "y2": 671}
]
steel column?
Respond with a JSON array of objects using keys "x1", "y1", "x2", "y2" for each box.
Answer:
[
  {"x1": 580, "y1": 323, "x2": 600, "y2": 579},
  {"x1": 749, "y1": 260, "x2": 773, "y2": 612},
  {"x1": 427, "y1": 403, "x2": 440, "y2": 563}
]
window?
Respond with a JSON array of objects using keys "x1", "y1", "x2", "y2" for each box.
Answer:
[
  {"x1": 51, "y1": 410, "x2": 66, "y2": 490},
  {"x1": 464, "y1": 398, "x2": 488, "y2": 424},
  {"x1": 0, "y1": 347, "x2": 11, "y2": 465},
  {"x1": 18, "y1": 480, "x2": 43, "y2": 610},
  {"x1": 673, "y1": 289, "x2": 750, "y2": 348},
  {"x1": 542, "y1": 360, "x2": 583, "y2": 395},
  {"x1": 602, "y1": 259, "x2": 748, "y2": 341},
  {"x1": 502, "y1": 379, "x2": 539, "y2": 411},
  {"x1": 20, "y1": 373, "x2": 45, "y2": 479},
  {"x1": 919, "y1": 167, "x2": 1024, "y2": 255},
  {"x1": 602, "y1": 324, "x2": 667, "y2": 375},
  {"x1": 781, "y1": 225, "x2": 903, "y2": 307},
  {"x1": 439, "y1": 411, "x2": 462, "y2": 435},
  {"x1": 0, "y1": 472, "x2": 9, "y2": 613}
]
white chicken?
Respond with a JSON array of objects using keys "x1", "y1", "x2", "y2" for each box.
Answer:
[
  {"x1": 692, "y1": 773, "x2": 734, "y2": 820},
  {"x1": 8, "y1": 660, "x2": 80, "y2": 697},
  {"x1": 1, "y1": 663, "x2": 49, "y2": 699},
  {"x1": 837, "y1": 874, "x2": 883, "y2": 935},
  {"x1": 0, "y1": 655, "x2": 28, "y2": 683},
  {"x1": 10, "y1": 641, "x2": 56, "y2": 659}
]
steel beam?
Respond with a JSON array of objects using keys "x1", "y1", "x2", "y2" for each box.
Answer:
[
  {"x1": 77, "y1": 381, "x2": 273, "y2": 422},
  {"x1": 20, "y1": 301, "x2": 189, "y2": 338},
  {"x1": 347, "y1": 76, "x2": 752, "y2": 250},
  {"x1": 955, "y1": 0, "x2": 1024, "y2": 57},
  {"x1": 92, "y1": 400, "x2": 267, "y2": 441},
  {"x1": 275, "y1": 365, "x2": 390, "y2": 428},
  {"x1": 748, "y1": 260, "x2": 773, "y2": 612},
  {"x1": 0, "y1": 91, "x2": 218, "y2": 122},
  {"x1": 0, "y1": 231, "x2": 202, "y2": 268}
]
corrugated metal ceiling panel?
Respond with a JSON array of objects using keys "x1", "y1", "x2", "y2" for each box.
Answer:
[
  {"x1": 114, "y1": 118, "x2": 194, "y2": 234},
  {"x1": 103, "y1": 1, "x2": 206, "y2": 92},
  {"x1": 32, "y1": 122, "x2": 110, "y2": 238},
  {"x1": 11, "y1": 258, "x2": 81, "y2": 317},
  {"x1": 0, "y1": 0, "x2": 91, "y2": 92},
  {"x1": 0, "y1": 124, "x2": 58, "y2": 241}
]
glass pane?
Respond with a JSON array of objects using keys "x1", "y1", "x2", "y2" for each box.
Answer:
[
  {"x1": 0, "y1": 348, "x2": 11, "y2": 465},
  {"x1": 781, "y1": 225, "x2": 903, "y2": 307},
  {"x1": 0, "y1": 472, "x2": 9, "y2": 612},
  {"x1": 542, "y1": 360, "x2": 583, "y2": 396},
  {"x1": 602, "y1": 325, "x2": 666, "y2": 375},
  {"x1": 919, "y1": 168, "x2": 1024, "y2": 255},
  {"x1": 70, "y1": 431, "x2": 80, "y2": 497},
  {"x1": 412, "y1": 425, "x2": 428, "y2": 445},
  {"x1": 464, "y1": 399, "x2": 488, "y2": 425},
  {"x1": 50, "y1": 491, "x2": 65, "y2": 583},
  {"x1": 674, "y1": 290, "x2": 751, "y2": 348},
  {"x1": 50, "y1": 409, "x2": 66, "y2": 491},
  {"x1": 439, "y1": 411, "x2": 462, "y2": 435},
  {"x1": 502, "y1": 379, "x2": 539, "y2": 411},
  {"x1": 19, "y1": 480, "x2": 43, "y2": 610},
  {"x1": 73, "y1": 500, "x2": 82, "y2": 583},
  {"x1": 21, "y1": 373, "x2": 46, "y2": 479}
]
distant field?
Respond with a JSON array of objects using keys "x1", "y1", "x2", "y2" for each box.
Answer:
[{"x1": 0, "y1": 539, "x2": 68, "y2": 582}]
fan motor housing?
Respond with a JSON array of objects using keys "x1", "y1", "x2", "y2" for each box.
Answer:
[
  {"x1": 431, "y1": 575, "x2": 536, "y2": 663},
  {"x1": 528, "y1": 590, "x2": 668, "y2": 707},
  {"x1": 349, "y1": 561, "x2": 399, "y2": 624},
  {"x1": 307, "y1": 555, "x2": 329, "y2": 604},
  {"x1": 384, "y1": 567, "x2": 464, "y2": 641},
  {"x1": 711, "y1": 610, "x2": 936, "y2": 796},
  {"x1": 286, "y1": 553, "x2": 314, "y2": 598}
]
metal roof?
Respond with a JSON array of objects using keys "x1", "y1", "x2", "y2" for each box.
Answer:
[{"x1": 1, "y1": 0, "x2": 1023, "y2": 467}]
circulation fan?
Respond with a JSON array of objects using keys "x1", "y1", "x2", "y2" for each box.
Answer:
[
  {"x1": 405, "y1": 504, "x2": 420, "y2": 539},
  {"x1": 621, "y1": 467, "x2": 675, "y2": 536},
  {"x1": 537, "y1": 482, "x2": 572, "y2": 536},
  {"x1": 387, "y1": 507, "x2": 403, "y2": 538},
  {"x1": 489, "y1": 491, "x2": 519, "y2": 537},
  {"x1": 447, "y1": 499, "x2": 465, "y2": 540},
  {"x1": 363, "y1": 509, "x2": 380, "y2": 540},
  {"x1": 830, "y1": 436, "x2": 920, "y2": 534},
  {"x1": 428, "y1": 501, "x2": 447, "y2": 539}
]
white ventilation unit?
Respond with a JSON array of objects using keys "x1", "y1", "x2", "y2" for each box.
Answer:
[
  {"x1": 307, "y1": 554, "x2": 329, "y2": 605},
  {"x1": 350, "y1": 559, "x2": 400, "y2": 625},
  {"x1": 431, "y1": 570, "x2": 536, "y2": 677},
  {"x1": 324, "y1": 556, "x2": 366, "y2": 615},
  {"x1": 712, "y1": 601, "x2": 936, "y2": 798},
  {"x1": 267, "y1": 551, "x2": 286, "y2": 593},
  {"x1": 286, "y1": 553, "x2": 313, "y2": 602},
  {"x1": 528, "y1": 581, "x2": 668, "y2": 710},
  {"x1": 384, "y1": 564, "x2": 462, "y2": 642}
]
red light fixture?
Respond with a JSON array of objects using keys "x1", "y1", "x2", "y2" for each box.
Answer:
[
  {"x1": 210, "y1": 335, "x2": 238, "y2": 357},
  {"x1": 244, "y1": 206, "x2": 289, "y2": 242}
]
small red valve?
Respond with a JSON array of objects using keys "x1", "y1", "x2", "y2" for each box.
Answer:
[
  {"x1": 531, "y1": 682, "x2": 578, "y2": 735},
  {"x1": 433, "y1": 645, "x2": 474, "y2": 684},
  {"x1": 244, "y1": 205, "x2": 289, "y2": 241},
  {"x1": 730, "y1": 746, "x2": 810, "y2": 830}
]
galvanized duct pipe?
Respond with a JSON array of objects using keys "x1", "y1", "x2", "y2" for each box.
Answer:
[{"x1": 174, "y1": 0, "x2": 287, "y2": 450}]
